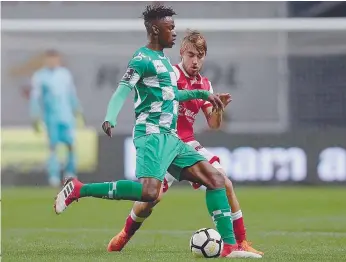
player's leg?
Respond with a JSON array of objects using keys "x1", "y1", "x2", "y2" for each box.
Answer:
[
  {"x1": 192, "y1": 167, "x2": 246, "y2": 243},
  {"x1": 170, "y1": 141, "x2": 261, "y2": 258},
  {"x1": 222, "y1": 169, "x2": 263, "y2": 255},
  {"x1": 54, "y1": 134, "x2": 177, "y2": 215},
  {"x1": 107, "y1": 182, "x2": 166, "y2": 251},
  {"x1": 125, "y1": 175, "x2": 173, "y2": 233},
  {"x1": 186, "y1": 142, "x2": 246, "y2": 241},
  {"x1": 60, "y1": 123, "x2": 77, "y2": 178},
  {"x1": 46, "y1": 121, "x2": 61, "y2": 187},
  {"x1": 54, "y1": 176, "x2": 150, "y2": 214},
  {"x1": 108, "y1": 175, "x2": 174, "y2": 251},
  {"x1": 188, "y1": 142, "x2": 263, "y2": 255},
  {"x1": 107, "y1": 135, "x2": 183, "y2": 250},
  {"x1": 223, "y1": 176, "x2": 243, "y2": 241},
  {"x1": 188, "y1": 143, "x2": 246, "y2": 243}
]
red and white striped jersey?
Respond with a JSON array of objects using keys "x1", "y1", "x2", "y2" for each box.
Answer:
[{"x1": 173, "y1": 63, "x2": 213, "y2": 143}]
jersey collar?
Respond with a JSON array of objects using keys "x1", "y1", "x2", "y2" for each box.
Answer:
[{"x1": 177, "y1": 62, "x2": 201, "y2": 82}]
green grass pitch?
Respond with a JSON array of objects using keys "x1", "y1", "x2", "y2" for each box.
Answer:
[{"x1": 2, "y1": 186, "x2": 346, "y2": 261}]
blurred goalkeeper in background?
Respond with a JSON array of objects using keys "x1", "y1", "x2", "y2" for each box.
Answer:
[{"x1": 29, "y1": 50, "x2": 83, "y2": 187}]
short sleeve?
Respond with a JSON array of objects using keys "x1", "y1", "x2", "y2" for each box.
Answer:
[{"x1": 119, "y1": 52, "x2": 148, "y2": 89}]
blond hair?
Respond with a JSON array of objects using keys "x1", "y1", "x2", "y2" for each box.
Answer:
[{"x1": 180, "y1": 29, "x2": 207, "y2": 56}]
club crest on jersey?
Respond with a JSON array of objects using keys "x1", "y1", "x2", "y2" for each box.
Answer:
[{"x1": 122, "y1": 68, "x2": 135, "y2": 82}]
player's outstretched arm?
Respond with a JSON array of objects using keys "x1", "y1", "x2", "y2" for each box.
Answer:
[
  {"x1": 176, "y1": 90, "x2": 224, "y2": 112},
  {"x1": 203, "y1": 106, "x2": 223, "y2": 130},
  {"x1": 102, "y1": 83, "x2": 132, "y2": 137},
  {"x1": 203, "y1": 93, "x2": 232, "y2": 129}
]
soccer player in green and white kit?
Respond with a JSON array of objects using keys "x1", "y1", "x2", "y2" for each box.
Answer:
[{"x1": 53, "y1": 4, "x2": 261, "y2": 258}]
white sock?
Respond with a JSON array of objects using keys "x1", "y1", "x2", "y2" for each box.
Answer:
[
  {"x1": 130, "y1": 208, "x2": 146, "y2": 223},
  {"x1": 231, "y1": 210, "x2": 243, "y2": 221}
]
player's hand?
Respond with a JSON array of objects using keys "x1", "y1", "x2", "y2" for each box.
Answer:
[
  {"x1": 207, "y1": 93, "x2": 224, "y2": 112},
  {"x1": 102, "y1": 121, "x2": 113, "y2": 137},
  {"x1": 218, "y1": 93, "x2": 232, "y2": 107}
]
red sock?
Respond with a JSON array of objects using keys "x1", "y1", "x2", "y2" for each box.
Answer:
[
  {"x1": 124, "y1": 210, "x2": 145, "y2": 236},
  {"x1": 232, "y1": 210, "x2": 246, "y2": 243}
]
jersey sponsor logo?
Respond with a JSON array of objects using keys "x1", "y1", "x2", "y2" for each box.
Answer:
[
  {"x1": 133, "y1": 52, "x2": 146, "y2": 61},
  {"x1": 122, "y1": 68, "x2": 135, "y2": 82},
  {"x1": 179, "y1": 105, "x2": 197, "y2": 123}
]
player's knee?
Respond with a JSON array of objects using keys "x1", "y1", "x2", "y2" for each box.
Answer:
[
  {"x1": 156, "y1": 191, "x2": 163, "y2": 203},
  {"x1": 139, "y1": 178, "x2": 162, "y2": 202},
  {"x1": 141, "y1": 187, "x2": 160, "y2": 202},
  {"x1": 206, "y1": 170, "x2": 225, "y2": 190}
]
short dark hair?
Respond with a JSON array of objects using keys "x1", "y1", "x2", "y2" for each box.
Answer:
[{"x1": 142, "y1": 3, "x2": 176, "y2": 30}]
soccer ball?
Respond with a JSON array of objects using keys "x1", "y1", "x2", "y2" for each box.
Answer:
[{"x1": 190, "y1": 228, "x2": 223, "y2": 258}]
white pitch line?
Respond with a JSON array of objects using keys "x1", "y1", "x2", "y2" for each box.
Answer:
[
  {"x1": 3, "y1": 228, "x2": 346, "y2": 237},
  {"x1": 3, "y1": 228, "x2": 193, "y2": 234},
  {"x1": 264, "y1": 231, "x2": 346, "y2": 237}
]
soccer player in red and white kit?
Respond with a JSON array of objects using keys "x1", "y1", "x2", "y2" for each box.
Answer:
[{"x1": 108, "y1": 30, "x2": 264, "y2": 256}]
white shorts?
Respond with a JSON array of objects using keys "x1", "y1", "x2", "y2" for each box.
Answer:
[{"x1": 163, "y1": 140, "x2": 222, "y2": 193}]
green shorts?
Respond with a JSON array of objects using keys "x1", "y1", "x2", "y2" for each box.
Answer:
[{"x1": 133, "y1": 133, "x2": 207, "y2": 182}]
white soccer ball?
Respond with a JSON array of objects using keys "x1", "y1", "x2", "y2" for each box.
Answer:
[{"x1": 190, "y1": 228, "x2": 223, "y2": 258}]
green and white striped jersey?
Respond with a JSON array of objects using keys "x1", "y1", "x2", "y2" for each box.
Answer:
[{"x1": 120, "y1": 46, "x2": 179, "y2": 139}]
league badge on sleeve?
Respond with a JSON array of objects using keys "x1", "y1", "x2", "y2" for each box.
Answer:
[{"x1": 122, "y1": 68, "x2": 135, "y2": 82}]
